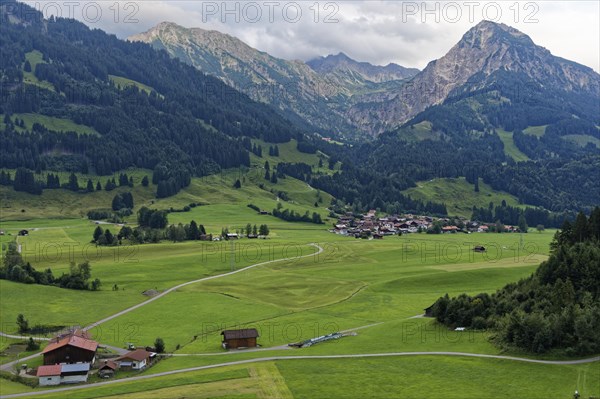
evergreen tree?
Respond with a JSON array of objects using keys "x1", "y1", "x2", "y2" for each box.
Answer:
[
  {"x1": 233, "y1": 179, "x2": 241, "y2": 189},
  {"x1": 96, "y1": 181, "x2": 102, "y2": 191},
  {"x1": 86, "y1": 179, "x2": 94, "y2": 192},
  {"x1": 142, "y1": 176, "x2": 149, "y2": 187},
  {"x1": 23, "y1": 60, "x2": 31, "y2": 72},
  {"x1": 93, "y1": 226, "x2": 103, "y2": 242},
  {"x1": 518, "y1": 213, "x2": 528, "y2": 233},
  {"x1": 259, "y1": 224, "x2": 270, "y2": 236},
  {"x1": 68, "y1": 173, "x2": 79, "y2": 191}
]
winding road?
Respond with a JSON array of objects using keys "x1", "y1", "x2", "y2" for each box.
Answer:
[
  {"x1": 1, "y1": 352, "x2": 599, "y2": 398},
  {"x1": 1, "y1": 242, "x2": 598, "y2": 398}
]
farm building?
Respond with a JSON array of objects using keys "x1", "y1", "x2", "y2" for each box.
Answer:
[
  {"x1": 98, "y1": 360, "x2": 118, "y2": 378},
  {"x1": 116, "y1": 349, "x2": 153, "y2": 370},
  {"x1": 473, "y1": 246, "x2": 486, "y2": 253},
  {"x1": 36, "y1": 363, "x2": 90, "y2": 385},
  {"x1": 42, "y1": 334, "x2": 98, "y2": 365},
  {"x1": 221, "y1": 329, "x2": 259, "y2": 349},
  {"x1": 36, "y1": 365, "x2": 61, "y2": 386},
  {"x1": 18, "y1": 229, "x2": 29, "y2": 236},
  {"x1": 60, "y1": 363, "x2": 90, "y2": 384}
]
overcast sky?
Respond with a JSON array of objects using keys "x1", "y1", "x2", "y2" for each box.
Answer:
[{"x1": 25, "y1": 1, "x2": 600, "y2": 71}]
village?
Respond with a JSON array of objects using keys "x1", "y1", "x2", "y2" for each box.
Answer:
[{"x1": 330, "y1": 210, "x2": 523, "y2": 239}]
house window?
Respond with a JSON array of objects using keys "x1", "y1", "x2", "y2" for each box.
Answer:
[{"x1": 47, "y1": 378, "x2": 52, "y2": 380}]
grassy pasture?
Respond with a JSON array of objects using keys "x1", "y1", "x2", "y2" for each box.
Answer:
[
  {"x1": 21, "y1": 50, "x2": 54, "y2": 91},
  {"x1": 0, "y1": 156, "x2": 597, "y2": 397},
  {"x1": 108, "y1": 75, "x2": 157, "y2": 96},
  {"x1": 523, "y1": 125, "x2": 547, "y2": 137},
  {"x1": 403, "y1": 177, "x2": 522, "y2": 218},
  {"x1": 496, "y1": 129, "x2": 530, "y2": 162}
]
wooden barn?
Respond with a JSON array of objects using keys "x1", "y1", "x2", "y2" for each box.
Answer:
[
  {"x1": 221, "y1": 329, "x2": 259, "y2": 349},
  {"x1": 42, "y1": 335, "x2": 98, "y2": 365}
]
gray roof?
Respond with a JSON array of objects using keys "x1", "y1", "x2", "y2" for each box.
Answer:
[{"x1": 61, "y1": 363, "x2": 90, "y2": 373}]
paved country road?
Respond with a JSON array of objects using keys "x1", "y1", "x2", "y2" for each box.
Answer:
[
  {"x1": 82, "y1": 243, "x2": 324, "y2": 332},
  {"x1": 0, "y1": 244, "x2": 324, "y2": 372},
  {"x1": 1, "y1": 352, "x2": 599, "y2": 398}
]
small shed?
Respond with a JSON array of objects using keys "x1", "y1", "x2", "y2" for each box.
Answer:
[
  {"x1": 221, "y1": 329, "x2": 259, "y2": 350},
  {"x1": 37, "y1": 365, "x2": 61, "y2": 386},
  {"x1": 60, "y1": 363, "x2": 90, "y2": 384},
  {"x1": 98, "y1": 360, "x2": 118, "y2": 378},
  {"x1": 473, "y1": 246, "x2": 486, "y2": 253},
  {"x1": 18, "y1": 229, "x2": 29, "y2": 236}
]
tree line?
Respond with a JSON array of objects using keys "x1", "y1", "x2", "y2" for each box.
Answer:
[
  {"x1": 429, "y1": 208, "x2": 600, "y2": 355},
  {"x1": 0, "y1": 243, "x2": 101, "y2": 291}
]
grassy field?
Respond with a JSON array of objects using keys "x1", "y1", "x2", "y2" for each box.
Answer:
[
  {"x1": 1, "y1": 113, "x2": 99, "y2": 136},
  {"x1": 21, "y1": 50, "x2": 54, "y2": 91},
  {"x1": 496, "y1": 129, "x2": 530, "y2": 162},
  {"x1": 108, "y1": 75, "x2": 158, "y2": 96},
  {"x1": 563, "y1": 134, "x2": 600, "y2": 148},
  {"x1": 403, "y1": 177, "x2": 522, "y2": 218},
  {"x1": 523, "y1": 125, "x2": 547, "y2": 137},
  {"x1": 0, "y1": 149, "x2": 598, "y2": 397}
]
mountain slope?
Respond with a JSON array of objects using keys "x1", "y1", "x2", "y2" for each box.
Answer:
[
  {"x1": 128, "y1": 22, "x2": 416, "y2": 140},
  {"x1": 307, "y1": 52, "x2": 418, "y2": 83},
  {"x1": 349, "y1": 20, "x2": 600, "y2": 135},
  {"x1": 0, "y1": 3, "x2": 301, "y2": 183}
]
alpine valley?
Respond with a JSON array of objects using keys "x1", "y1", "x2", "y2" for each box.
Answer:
[{"x1": 0, "y1": 1, "x2": 599, "y2": 398}]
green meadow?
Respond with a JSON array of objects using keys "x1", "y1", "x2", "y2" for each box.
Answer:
[
  {"x1": 0, "y1": 159, "x2": 598, "y2": 398},
  {"x1": 403, "y1": 177, "x2": 522, "y2": 218}
]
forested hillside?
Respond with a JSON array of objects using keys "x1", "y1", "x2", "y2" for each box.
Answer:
[{"x1": 0, "y1": 2, "x2": 300, "y2": 182}]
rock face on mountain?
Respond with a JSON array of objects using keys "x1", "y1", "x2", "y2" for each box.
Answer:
[
  {"x1": 131, "y1": 20, "x2": 599, "y2": 139},
  {"x1": 307, "y1": 52, "x2": 418, "y2": 83},
  {"x1": 128, "y1": 22, "x2": 414, "y2": 139},
  {"x1": 349, "y1": 20, "x2": 600, "y2": 135}
]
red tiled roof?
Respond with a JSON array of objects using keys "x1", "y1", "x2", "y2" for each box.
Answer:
[
  {"x1": 37, "y1": 365, "x2": 61, "y2": 377},
  {"x1": 42, "y1": 335, "x2": 98, "y2": 354},
  {"x1": 117, "y1": 349, "x2": 150, "y2": 362}
]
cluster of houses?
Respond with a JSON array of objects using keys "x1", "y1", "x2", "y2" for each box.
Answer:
[
  {"x1": 34, "y1": 327, "x2": 261, "y2": 386},
  {"x1": 331, "y1": 210, "x2": 521, "y2": 238},
  {"x1": 35, "y1": 330, "x2": 156, "y2": 386}
]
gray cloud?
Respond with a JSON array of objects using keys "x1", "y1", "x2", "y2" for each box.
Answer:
[{"x1": 24, "y1": 1, "x2": 599, "y2": 71}]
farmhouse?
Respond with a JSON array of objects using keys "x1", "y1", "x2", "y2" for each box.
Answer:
[
  {"x1": 221, "y1": 328, "x2": 259, "y2": 349},
  {"x1": 116, "y1": 349, "x2": 153, "y2": 370},
  {"x1": 42, "y1": 334, "x2": 98, "y2": 365},
  {"x1": 36, "y1": 363, "x2": 90, "y2": 386}
]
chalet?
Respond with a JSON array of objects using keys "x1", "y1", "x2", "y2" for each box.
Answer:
[
  {"x1": 98, "y1": 360, "x2": 118, "y2": 378},
  {"x1": 18, "y1": 229, "x2": 29, "y2": 236},
  {"x1": 42, "y1": 335, "x2": 98, "y2": 365},
  {"x1": 221, "y1": 328, "x2": 259, "y2": 350},
  {"x1": 37, "y1": 363, "x2": 90, "y2": 386},
  {"x1": 116, "y1": 349, "x2": 153, "y2": 370},
  {"x1": 226, "y1": 233, "x2": 239, "y2": 240},
  {"x1": 477, "y1": 225, "x2": 489, "y2": 233}
]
